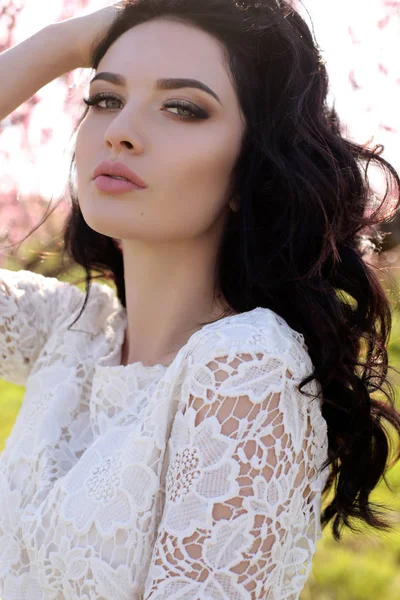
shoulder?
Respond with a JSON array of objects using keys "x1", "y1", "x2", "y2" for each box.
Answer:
[
  {"x1": 175, "y1": 306, "x2": 328, "y2": 463},
  {"x1": 0, "y1": 271, "x2": 126, "y2": 336},
  {"x1": 0, "y1": 268, "x2": 75, "y2": 322},
  {"x1": 57, "y1": 279, "x2": 125, "y2": 335},
  {"x1": 185, "y1": 306, "x2": 313, "y2": 381},
  {"x1": 0, "y1": 267, "x2": 69, "y2": 296}
]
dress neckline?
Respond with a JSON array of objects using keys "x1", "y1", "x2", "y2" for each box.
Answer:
[{"x1": 95, "y1": 307, "x2": 263, "y2": 375}]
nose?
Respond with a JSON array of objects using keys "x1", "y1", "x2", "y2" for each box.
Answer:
[{"x1": 103, "y1": 112, "x2": 144, "y2": 153}]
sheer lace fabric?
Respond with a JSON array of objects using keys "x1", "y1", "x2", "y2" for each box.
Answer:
[{"x1": 0, "y1": 269, "x2": 330, "y2": 599}]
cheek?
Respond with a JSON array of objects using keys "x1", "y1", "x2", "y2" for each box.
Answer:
[
  {"x1": 75, "y1": 121, "x2": 93, "y2": 182},
  {"x1": 183, "y1": 129, "x2": 239, "y2": 197},
  {"x1": 161, "y1": 133, "x2": 238, "y2": 224},
  {"x1": 75, "y1": 119, "x2": 107, "y2": 211}
]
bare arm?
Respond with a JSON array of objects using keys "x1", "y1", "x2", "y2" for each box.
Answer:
[
  {"x1": 0, "y1": 3, "x2": 122, "y2": 122},
  {"x1": 0, "y1": 22, "x2": 82, "y2": 122}
]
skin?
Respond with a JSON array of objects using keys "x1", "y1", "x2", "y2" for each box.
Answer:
[{"x1": 75, "y1": 18, "x2": 246, "y2": 367}]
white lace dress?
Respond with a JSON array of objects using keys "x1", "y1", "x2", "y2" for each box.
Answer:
[{"x1": 0, "y1": 268, "x2": 330, "y2": 600}]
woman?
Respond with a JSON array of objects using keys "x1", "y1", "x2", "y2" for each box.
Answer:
[{"x1": 0, "y1": 0, "x2": 399, "y2": 598}]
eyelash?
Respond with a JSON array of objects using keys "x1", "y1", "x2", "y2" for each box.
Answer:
[{"x1": 82, "y1": 92, "x2": 209, "y2": 121}]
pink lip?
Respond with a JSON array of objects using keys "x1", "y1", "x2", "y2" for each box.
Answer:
[
  {"x1": 94, "y1": 175, "x2": 145, "y2": 194},
  {"x1": 93, "y1": 160, "x2": 147, "y2": 188}
]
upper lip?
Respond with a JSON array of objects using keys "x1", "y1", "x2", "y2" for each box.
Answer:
[{"x1": 93, "y1": 161, "x2": 148, "y2": 188}]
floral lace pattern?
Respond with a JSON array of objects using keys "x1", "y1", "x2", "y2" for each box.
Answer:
[{"x1": 0, "y1": 269, "x2": 330, "y2": 599}]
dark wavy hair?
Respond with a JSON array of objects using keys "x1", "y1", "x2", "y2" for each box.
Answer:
[{"x1": 23, "y1": 0, "x2": 400, "y2": 542}]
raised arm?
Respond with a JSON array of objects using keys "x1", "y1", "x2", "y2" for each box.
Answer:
[
  {"x1": 0, "y1": 3, "x2": 122, "y2": 121},
  {"x1": 0, "y1": 22, "x2": 80, "y2": 122}
]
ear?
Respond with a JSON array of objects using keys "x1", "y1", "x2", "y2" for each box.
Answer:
[{"x1": 229, "y1": 194, "x2": 240, "y2": 213}]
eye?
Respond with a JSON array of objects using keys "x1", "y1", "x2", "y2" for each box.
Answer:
[
  {"x1": 162, "y1": 99, "x2": 209, "y2": 120},
  {"x1": 83, "y1": 93, "x2": 122, "y2": 110},
  {"x1": 83, "y1": 93, "x2": 209, "y2": 121}
]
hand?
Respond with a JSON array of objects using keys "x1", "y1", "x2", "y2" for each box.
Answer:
[{"x1": 64, "y1": 2, "x2": 125, "y2": 69}]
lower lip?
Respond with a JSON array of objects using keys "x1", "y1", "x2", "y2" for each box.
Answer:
[{"x1": 94, "y1": 175, "x2": 145, "y2": 194}]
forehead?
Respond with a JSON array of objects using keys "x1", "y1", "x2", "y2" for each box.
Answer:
[
  {"x1": 98, "y1": 18, "x2": 230, "y2": 91},
  {"x1": 103, "y1": 18, "x2": 224, "y2": 61}
]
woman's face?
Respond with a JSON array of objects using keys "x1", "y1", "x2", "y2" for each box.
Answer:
[{"x1": 75, "y1": 17, "x2": 246, "y2": 242}]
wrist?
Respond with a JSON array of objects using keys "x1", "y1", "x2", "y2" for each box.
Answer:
[{"x1": 45, "y1": 19, "x2": 86, "y2": 73}]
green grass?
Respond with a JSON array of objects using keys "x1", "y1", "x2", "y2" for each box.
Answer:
[{"x1": 0, "y1": 379, "x2": 24, "y2": 452}]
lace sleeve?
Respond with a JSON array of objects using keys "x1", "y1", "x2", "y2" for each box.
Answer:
[
  {"x1": 0, "y1": 268, "x2": 72, "y2": 386},
  {"x1": 143, "y1": 345, "x2": 328, "y2": 599}
]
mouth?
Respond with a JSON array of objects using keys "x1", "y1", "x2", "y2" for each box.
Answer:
[
  {"x1": 93, "y1": 161, "x2": 148, "y2": 188},
  {"x1": 105, "y1": 175, "x2": 130, "y2": 181},
  {"x1": 93, "y1": 175, "x2": 146, "y2": 194}
]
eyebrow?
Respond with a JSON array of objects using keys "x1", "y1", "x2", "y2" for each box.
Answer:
[{"x1": 89, "y1": 72, "x2": 223, "y2": 106}]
